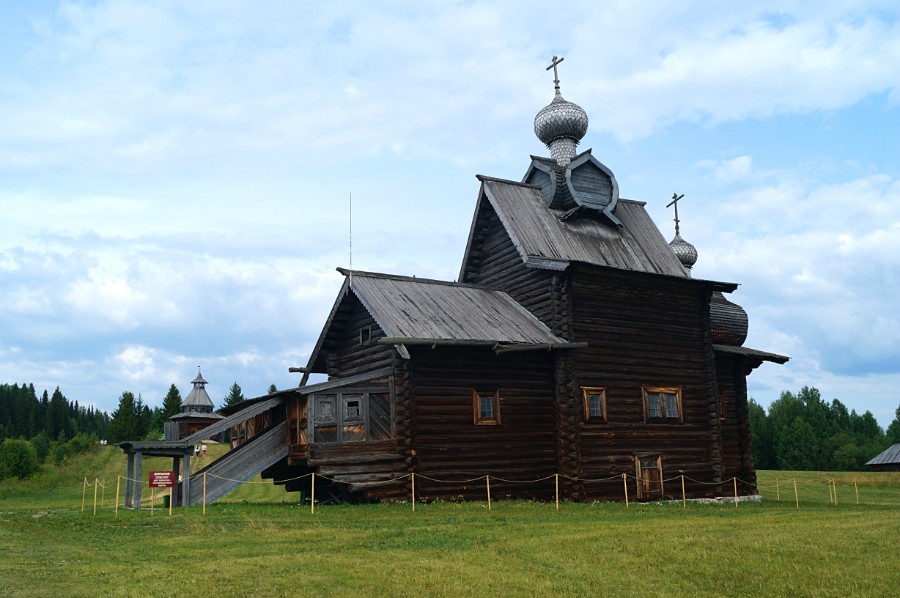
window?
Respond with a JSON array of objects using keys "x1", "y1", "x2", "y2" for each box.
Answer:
[
  {"x1": 718, "y1": 393, "x2": 727, "y2": 420},
  {"x1": 308, "y1": 389, "x2": 392, "y2": 443},
  {"x1": 642, "y1": 387, "x2": 682, "y2": 422},
  {"x1": 472, "y1": 390, "x2": 501, "y2": 425},
  {"x1": 581, "y1": 387, "x2": 607, "y2": 423},
  {"x1": 359, "y1": 326, "x2": 372, "y2": 344}
]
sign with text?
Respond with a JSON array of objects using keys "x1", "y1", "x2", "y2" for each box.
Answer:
[{"x1": 149, "y1": 471, "x2": 176, "y2": 488}]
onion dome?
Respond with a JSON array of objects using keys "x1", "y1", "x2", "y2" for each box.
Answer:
[
  {"x1": 669, "y1": 233, "x2": 698, "y2": 271},
  {"x1": 534, "y1": 56, "x2": 588, "y2": 167},
  {"x1": 710, "y1": 291, "x2": 749, "y2": 346},
  {"x1": 534, "y1": 93, "x2": 588, "y2": 167}
]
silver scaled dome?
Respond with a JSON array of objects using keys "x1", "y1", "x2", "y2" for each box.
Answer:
[
  {"x1": 669, "y1": 233, "x2": 698, "y2": 271},
  {"x1": 534, "y1": 91, "x2": 588, "y2": 167},
  {"x1": 710, "y1": 291, "x2": 749, "y2": 346}
]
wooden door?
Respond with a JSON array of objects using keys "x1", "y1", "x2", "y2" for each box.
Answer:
[{"x1": 636, "y1": 455, "x2": 663, "y2": 500}]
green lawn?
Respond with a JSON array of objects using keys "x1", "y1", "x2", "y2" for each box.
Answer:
[{"x1": 0, "y1": 447, "x2": 897, "y2": 597}]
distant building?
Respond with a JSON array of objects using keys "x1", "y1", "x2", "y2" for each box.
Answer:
[
  {"x1": 164, "y1": 370, "x2": 224, "y2": 441},
  {"x1": 865, "y1": 443, "x2": 900, "y2": 472}
]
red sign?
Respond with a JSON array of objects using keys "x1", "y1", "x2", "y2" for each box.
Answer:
[{"x1": 149, "y1": 471, "x2": 176, "y2": 488}]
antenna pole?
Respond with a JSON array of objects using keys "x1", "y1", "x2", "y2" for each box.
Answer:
[{"x1": 349, "y1": 192, "x2": 353, "y2": 288}]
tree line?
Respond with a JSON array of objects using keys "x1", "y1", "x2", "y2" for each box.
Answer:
[
  {"x1": 749, "y1": 386, "x2": 900, "y2": 471},
  {"x1": 0, "y1": 383, "x2": 109, "y2": 443}
]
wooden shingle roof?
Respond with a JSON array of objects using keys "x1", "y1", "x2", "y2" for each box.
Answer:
[
  {"x1": 866, "y1": 443, "x2": 900, "y2": 466},
  {"x1": 304, "y1": 269, "x2": 578, "y2": 374},
  {"x1": 461, "y1": 177, "x2": 692, "y2": 278},
  {"x1": 346, "y1": 270, "x2": 568, "y2": 345}
]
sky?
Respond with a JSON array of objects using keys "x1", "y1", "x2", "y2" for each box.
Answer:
[{"x1": 1, "y1": 1, "x2": 898, "y2": 427}]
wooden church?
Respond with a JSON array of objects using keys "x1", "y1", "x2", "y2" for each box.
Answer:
[{"x1": 122, "y1": 59, "x2": 787, "y2": 508}]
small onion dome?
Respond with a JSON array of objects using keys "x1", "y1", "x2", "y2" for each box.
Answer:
[
  {"x1": 534, "y1": 92, "x2": 588, "y2": 167},
  {"x1": 710, "y1": 291, "x2": 749, "y2": 346},
  {"x1": 669, "y1": 233, "x2": 698, "y2": 271}
]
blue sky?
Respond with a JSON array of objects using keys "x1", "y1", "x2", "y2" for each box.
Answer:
[{"x1": 1, "y1": 1, "x2": 898, "y2": 427}]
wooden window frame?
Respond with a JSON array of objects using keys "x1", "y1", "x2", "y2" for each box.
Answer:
[
  {"x1": 359, "y1": 325, "x2": 372, "y2": 345},
  {"x1": 581, "y1": 387, "x2": 607, "y2": 423},
  {"x1": 472, "y1": 389, "x2": 501, "y2": 426},
  {"x1": 642, "y1": 387, "x2": 683, "y2": 423}
]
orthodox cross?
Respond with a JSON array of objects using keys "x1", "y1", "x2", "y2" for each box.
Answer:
[
  {"x1": 546, "y1": 55, "x2": 564, "y2": 93},
  {"x1": 666, "y1": 193, "x2": 685, "y2": 236}
]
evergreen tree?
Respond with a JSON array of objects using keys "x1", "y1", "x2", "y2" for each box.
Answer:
[
  {"x1": 887, "y1": 404, "x2": 900, "y2": 444},
  {"x1": 222, "y1": 382, "x2": 245, "y2": 409},
  {"x1": 268, "y1": 384, "x2": 278, "y2": 394},
  {"x1": 107, "y1": 392, "x2": 138, "y2": 443},
  {"x1": 162, "y1": 384, "x2": 183, "y2": 419}
]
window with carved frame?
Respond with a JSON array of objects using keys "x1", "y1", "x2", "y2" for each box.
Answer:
[
  {"x1": 642, "y1": 387, "x2": 683, "y2": 423},
  {"x1": 581, "y1": 387, "x2": 607, "y2": 423}
]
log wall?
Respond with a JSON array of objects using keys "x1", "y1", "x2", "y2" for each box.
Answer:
[
  {"x1": 407, "y1": 345, "x2": 558, "y2": 500},
  {"x1": 568, "y1": 266, "x2": 725, "y2": 498}
]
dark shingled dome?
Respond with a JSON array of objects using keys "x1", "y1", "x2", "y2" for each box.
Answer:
[{"x1": 710, "y1": 291, "x2": 749, "y2": 346}]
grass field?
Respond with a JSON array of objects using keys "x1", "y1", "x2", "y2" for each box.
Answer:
[{"x1": 1, "y1": 446, "x2": 898, "y2": 597}]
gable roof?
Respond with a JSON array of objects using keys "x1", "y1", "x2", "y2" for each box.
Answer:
[
  {"x1": 866, "y1": 443, "x2": 900, "y2": 466},
  {"x1": 460, "y1": 176, "x2": 693, "y2": 280},
  {"x1": 304, "y1": 269, "x2": 575, "y2": 373}
]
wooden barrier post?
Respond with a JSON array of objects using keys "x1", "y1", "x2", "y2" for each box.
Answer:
[
  {"x1": 203, "y1": 472, "x2": 207, "y2": 515},
  {"x1": 776, "y1": 478, "x2": 780, "y2": 501},
  {"x1": 168, "y1": 486, "x2": 173, "y2": 516},
  {"x1": 733, "y1": 477, "x2": 738, "y2": 507},
  {"x1": 115, "y1": 476, "x2": 121, "y2": 517},
  {"x1": 833, "y1": 480, "x2": 838, "y2": 506},
  {"x1": 151, "y1": 488, "x2": 155, "y2": 516},
  {"x1": 555, "y1": 474, "x2": 559, "y2": 511},
  {"x1": 486, "y1": 475, "x2": 492, "y2": 511},
  {"x1": 681, "y1": 475, "x2": 686, "y2": 510},
  {"x1": 411, "y1": 472, "x2": 416, "y2": 513},
  {"x1": 311, "y1": 473, "x2": 316, "y2": 515},
  {"x1": 101, "y1": 478, "x2": 106, "y2": 507},
  {"x1": 793, "y1": 478, "x2": 799, "y2": 510},
  {"x1": 93, "y1": 478, "x2": 99, "y2": 515},
  {"x1": 82, "y1": 478, "x2": 88, "y2": 512},
  {"x1": 622, "y1": 473, "x2": 629, "y2": 508},
  {"x1": 854, "y1": 480, "x2": 859, "y2": 504}
]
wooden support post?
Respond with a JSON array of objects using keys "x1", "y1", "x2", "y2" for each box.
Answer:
[
  {"x1": 203, "y1": 472, "x2": 207, "y2": 515},
  {"x1": 854, "y1": 480, "x2": 859, "y2": 504},
  {"x1": 681, "y1": 475, "x2": 686, "y2": 510},
  {"x1": 411, "y1": 472, "x2": 415, "y2": 513},
  {"x1": 833, "y1": 480, "x2": 838, "y2": 506},
  {"x1": 486, "y1": 475, "x2": 492, "y2": 511},
  {"x1": 101, "y1": 478, "x2": 105, "y2": 507},
  {"x1": 93, "y1": 478, "x2": 99, "y2": 515},
  {"x1": 311, "y1": 473, "x2": 315, "y2": 515},
  {"x1": 622, "y1": 473, "x2": 629, "y2": 508},
  {"x1": 793, "y1": 478, "x2": 799, "y2": 510},
  {"x1": 732, "y1": 477, "x2": 738, "y2": 507},
  {"x1": 168, "y1": 487, "x2": 173, "y2": 516},
  {"x1": 151, "y1": 488, "x2": 155, "y2": 517},
  {"x1": 555, "y1": 474, "x2": 559, "y2": 511},
  {"x1": 115, "y1": 476, "x2": 120, "y2": 517},
  {"x1": 82, "y1": 478, "x2": 87, "y2": 512}
]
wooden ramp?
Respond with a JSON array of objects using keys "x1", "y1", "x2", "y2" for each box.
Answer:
[{"x1": 185, "y1": 420, "x2": 289, "y2": 506}]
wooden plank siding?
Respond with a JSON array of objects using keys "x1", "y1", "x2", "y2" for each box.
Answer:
[
  {"x1": 568, "y1": 265, "x2": 727, "y2": 499},
  {"x1": 407, "y1": 345, "x2": 558, "y2": 501}
]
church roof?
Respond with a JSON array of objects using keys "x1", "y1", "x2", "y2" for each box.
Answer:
[
  {"x1": 305, "y1": 269, "x2": 577, "y2": 373},
  {"x1": 347, "y1": 270, "x2": 568, "y2": 345},
  {"x1": 460, "y1": 177, "x2": 697, "y2": 280}
]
